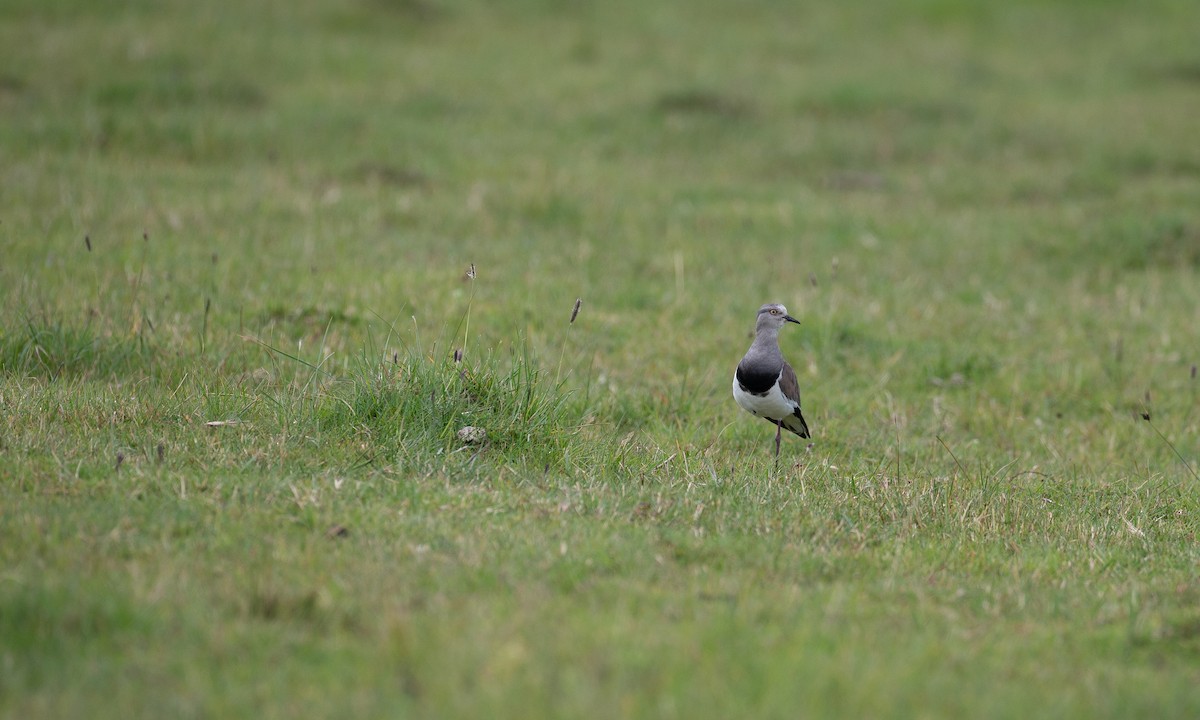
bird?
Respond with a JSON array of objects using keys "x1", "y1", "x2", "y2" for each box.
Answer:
[{"x1": 732, "y1": 303, "x2": 810, "y2": 465}]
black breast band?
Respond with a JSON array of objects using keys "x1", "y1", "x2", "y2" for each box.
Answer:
[{"x1": 736, "y1": 363, "x2": 780, "y2": 395}]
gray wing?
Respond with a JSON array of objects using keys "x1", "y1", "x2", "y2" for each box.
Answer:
[{"x1": 777, "y1": 362, "x2": 811, "y2": 438}]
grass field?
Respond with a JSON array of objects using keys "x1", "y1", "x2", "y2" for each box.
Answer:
[{"x1": 3, "y1": 0, "x2": 1200, "y2": 717}]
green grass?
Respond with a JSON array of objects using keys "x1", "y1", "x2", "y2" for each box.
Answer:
[{"x1": 3, "y1": 0, "x2": 1200, "y2": 717}]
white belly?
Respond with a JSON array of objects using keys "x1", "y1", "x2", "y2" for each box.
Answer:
[{"x1": 732, "y1": 374, "x2": 796, "y2": 421}]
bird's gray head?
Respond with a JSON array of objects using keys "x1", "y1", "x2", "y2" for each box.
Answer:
[{"x1": 755, "y1": 303, "x2": 801, "y2": 333}]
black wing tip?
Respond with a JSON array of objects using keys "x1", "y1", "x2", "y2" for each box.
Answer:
[
  {"x1": 790, "y1": 410, "x2": 811, "y2": 438},
  {"x1": 766, "y1": 414, "x2": 811, "y2": 438},
  {"x1": 774, "y1": 422, "x2": 810, "y2": 438}
]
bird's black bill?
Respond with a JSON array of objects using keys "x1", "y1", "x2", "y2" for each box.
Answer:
[{"x1": 784, "y1": 314, "x2": 801, "y2": 324}]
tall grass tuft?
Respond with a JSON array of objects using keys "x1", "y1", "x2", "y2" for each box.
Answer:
[
  {"x1": 0, "y1": 316, "x2": 154, "y2": 379},
  {"x1": 316, "y1": 324, "x2": 585, "y2": 474}
]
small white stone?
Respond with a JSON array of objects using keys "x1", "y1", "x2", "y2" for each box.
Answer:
[{"x1": 457, "y1": 426, "x2": 487, "y2": 444}]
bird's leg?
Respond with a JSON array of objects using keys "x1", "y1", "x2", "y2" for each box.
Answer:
[{"x1": 773, "y1": 420, "x2": 783, "y2": 473}]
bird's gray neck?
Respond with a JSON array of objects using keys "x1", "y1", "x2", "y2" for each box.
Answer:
[{"x1": 745, "y1": 328, "x2": 783, "y2": 365}]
